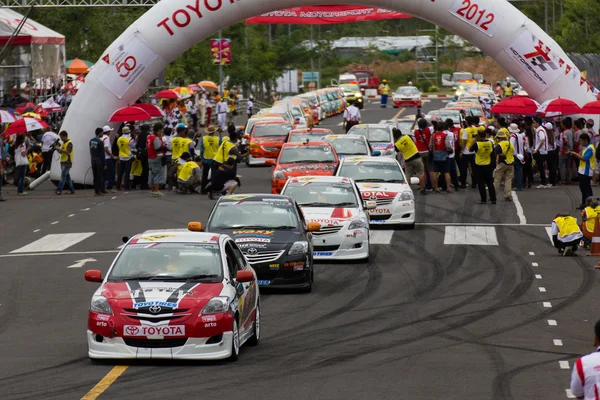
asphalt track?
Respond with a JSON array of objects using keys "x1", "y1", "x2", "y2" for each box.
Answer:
[{"x1": 1, "y1": 99, "x2": 599, "y2": 400}]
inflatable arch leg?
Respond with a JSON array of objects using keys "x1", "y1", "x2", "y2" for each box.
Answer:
[{"x1": 57, "y1": 0, "x2": 596, "y2": 184}]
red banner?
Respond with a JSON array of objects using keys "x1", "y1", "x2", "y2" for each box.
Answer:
[
  {"x1": 246, "y1": 5, "x2": 412, "y2": 25},
  {"x1": 210, "y1": 38, "x2": 231, "y2": 65}
]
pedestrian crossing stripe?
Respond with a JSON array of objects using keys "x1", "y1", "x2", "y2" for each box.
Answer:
[
  {"x1": 10, "y1": 233, "x2": 96, "y2": 253},
  {"x1": 444, "y1": 226, "x2": 498, "y2": 245}
]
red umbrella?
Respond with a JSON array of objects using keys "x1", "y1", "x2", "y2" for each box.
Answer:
[
  {"x1": 490, "y1": 96, "x2": 540, "y2": 115},
  {"x1": 133, "y1": 103, "x2": 165, "y2": 118},
  {"x1": 2, "y1": 117, "x2": 48, "y2": 137},
  {"x1": 537, "y1": 98, "x2": 582, "y2": 115},
  {"x1": 15, "y1": 102, "x2": 36, "y2": 115},
  {"x1": 154, "y1": 89, "x2": 180, "y2": 99},
  {"x1": 109, "y1": 106, "x2": 152, "y2": 122},
  {"x1": 581, "y1": 100, "x2": 600, "y2": 115}
]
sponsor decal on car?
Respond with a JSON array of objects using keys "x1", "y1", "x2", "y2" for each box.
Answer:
[
  {"x1": 133, "y1": 301, "x2": 178, "y2": 309},
  {"x1": 362, "y1": 183, "x2": 383, "y2": 189},
  {"x1": 361, "y1": 191, "x2": 397, "y2": 198},
  {"x1": 308, "y1": 218, "x2": 342, "y2": 226},
  {"x1": 314, "y1": 251, "x2": 334, "y2": 257},
  {"x1": 330, "y1": 208, "x2": 353, "y2": 218},
  {"x1": 284, "y1": 261, "x2": 304, "y2": 268},
  {"x1": 371, "y1": 220, "x2": 387, "y2": 224},
  {"x1": 269, "y1": 264, "x2": 280, "y2": 270},
  {"x1": 237, "y1": 243, "x2": 267, "y2": 249},
  {"x1": 224, "y1": 195, "x2": 255, "y2": 201},
  {"x1": 139, "y1": 234, "x2": 176, "y2": 241},
  {"x1": 123, "y1": 325, "x2": 185, "y2": 337},
  {"x1": 257, "y1": 280, "x2": 271, "y2": 285},
  {"x1": 201, "y1": 315, "x2": 217, "y2": 322},
  {"x1": 372, "y1": 208, "x2": 392, "y2": 214},
  {"x1": 233, "y1": 230, "x2": 274, "y2": 243}
]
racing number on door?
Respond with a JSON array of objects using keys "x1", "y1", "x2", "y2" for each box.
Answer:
[
  {"x1": 115, "y1": 56, "x2": 137, "y2": 78},
  {"x1": 454, "y1": 0, "x2": 495, "y2": 32}
]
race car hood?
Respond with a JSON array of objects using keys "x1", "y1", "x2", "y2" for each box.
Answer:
[
  {"x1": 302, "y1": 207, "x2": 360, "y2": 227},
  {"x1": 251, "y1": 136, "x2": 288, "y2": 145},
  {"x1": 370, "y1": 141, "x2": 394, "y2": 151},
  {"x1": 277, "y1": 163, "x2": 337, "y2": 177},
  {"x1": 100, "y1": 281, "x2": 225, "y2": 310},
  {"x1": 356, "y1": 182, "x2": 408, "y2": 198},
  {"x1": 211, "y1": 228, "x2": 304, "y2": 250}
]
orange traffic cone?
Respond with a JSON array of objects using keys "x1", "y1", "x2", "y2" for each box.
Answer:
[{"x1": 588, "y1": 218, "x2": 600, "y2": 256}]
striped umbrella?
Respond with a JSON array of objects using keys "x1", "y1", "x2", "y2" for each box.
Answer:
[{"x1": 66, "y1": 58, "x2": 93, "y2": 74}]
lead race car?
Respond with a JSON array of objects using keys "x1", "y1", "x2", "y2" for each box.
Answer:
[
  {"x1": 336, "y1": 156, "x2": 418, "y2": 228},
  {"x1": 85, "y1": 226, "x2": 260, "y2": 361},
  {"x1": 281, "y1": 176, "x2": 374, "y2": 260}
]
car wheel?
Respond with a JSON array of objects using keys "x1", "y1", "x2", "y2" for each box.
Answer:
[
  {"x1": 407, "y1": 222, "x2": 415, "y2": 230},
  {"x1": 229, "y1": 318, "x2": 240, "y2": 361},
  {"x1": 393, "y1": 105, "x2": 399, "y2": 108},
  {"x1": 247, "y1": 304, "x2": 260, "y2": 347}
]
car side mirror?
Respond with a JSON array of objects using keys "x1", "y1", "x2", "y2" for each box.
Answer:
[
  {"x1": 122, "y1": 236, "x2": 129, "y2": 243},
  {"x1": 265, "y1": 159, "x2": 276, "y2": 166},
  {"x1": 365, "y1": 200, "x2": 377, "y2": 210},
  {"x1": 85, "y1": 270, "x2": 102, "y2": 283},
  {"x1": 410, "y1": 177, "x2": 419, "y2": 185},
  {"x1": 307, "y1": 222, "x2": 321, "y2": 232},
  {"x1": 236, "y1": 270, "x2": 254, "y2": 283},
  {"x1": 373, "y1": 150, "x2": 381, "y2": 156}
]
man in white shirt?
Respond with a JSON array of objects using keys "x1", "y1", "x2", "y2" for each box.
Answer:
[
  {"x1": 570, "y1": 320, "x2": 600, "y2": 399},
  {"x1": 343, "y1": 102, "x2": 361, "y2": 133},
  {"x1": 198, "y1": 95, "x2": 207, "y2": 127},
  {"x1": 40, "y1": 127, "x2": 59, "y2": 174},
  {"x1": 247, "y1": 97, "x2": 254, "y2": 118},
  {"x1": 509, "y1": 123, "x2": 525, "y2": 190},
  {"x1": 187, "y1": 99, "x2": 198, "y2": 129},
  {"x1": 102, "y1": 125, "x2": 117, "y2": 192},
  {"x1": 532, "y1": 117, "x2": 549, "y2": 188},
  {"x1": 216, "y1": 98, "x2": 228, "y2": 131}
]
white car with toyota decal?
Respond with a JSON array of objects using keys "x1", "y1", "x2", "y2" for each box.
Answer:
[
  {"x1": 347, "y1": 124, "x2": 397, "y2": 158},
  {"x1": 336, "y1": 156, "x2": 418, "y2": 229},
  {"x1": 84, "y1": 225, "x2": 260, "y2": 361},
  {"x1": 281, "y1": 176, "x2": 374, "y2": 260}
]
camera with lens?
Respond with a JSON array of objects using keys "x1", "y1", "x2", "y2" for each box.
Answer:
[{"x1": 51, "y1": 138, "x2": 61, "y2": 151}]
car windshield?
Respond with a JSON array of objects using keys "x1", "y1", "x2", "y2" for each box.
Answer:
[
  {"x1": 279, "y1": 145, "x2": 337, "y2": 164},
  {"x1": 341, "y1": 85, "x2": 360, "y2": 93},
  {"x1": 108, "y1": 243, "x2": 222, "y2": 281},
  {"x1": 289, "y1": 133, "x2": 329, "y2": 143},
  {"x1": 253, "y1": 124, "x2": 290, "y2": 137},
  {"x1": 326, "y1": 138, "x2": 369, "y2": 155},
  {"x1": 439, "y1": 111, "x2": 461, "y2": 121},
  {"x1": 468, "y1": 107, "x2": 483, "y2": 117},
  {"x1": 208, "y1": 200, "x2": 299, "y2": 229},
  {"x1": 339, "y1": 161, "x2": 405, "y2": 183},
  {"x1": 283, "y1": 182, "x2": 359, "y2": 207},
  {"x1": 291, "y1": 107, "x2": 303, "y2": 117},
  {"x1": 396, "y1": 87, "x2": 419, "y2": 95},
  {"x1": 349, "y1": 126, "x2": 391, "y2": 142}
]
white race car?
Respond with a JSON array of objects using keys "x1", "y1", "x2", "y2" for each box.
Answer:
[
  {"x1": 281, "y1": 176, "x2": 374, "y2": 260},
  {"x1": 336, "y1": 156, "x2": 418, "y2": 228},
  {"x1": 347, "y1": 124, "x2": 397, "y2": 158},
  {"x1": 321, "y1": 134, "x2": 377, "y2": 159}
]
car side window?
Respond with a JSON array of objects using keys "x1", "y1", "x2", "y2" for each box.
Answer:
[
  {"x1": 295, "y1": 202, "x2": 307, "y2": 229},
  {"x1": 229, "y1": 242, "x2": 248, "y2": 270},
  {"x1": 224, "y1": 242, "x2": 241, "y2": 279},
  {"x1": 355, "y1": 184, "x2": 365, "y2": 210}
]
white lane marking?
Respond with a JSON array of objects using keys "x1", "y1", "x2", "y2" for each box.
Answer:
[
  {"x1": 535, "y1": 274, "x2": 542, "y2": 279},
  {"x1": 68, "y1": 214, "x2": 75, "y2": 217},
  {"x1": 10, "y1": 233, "x2": 96, "y2": 253},
  {"x1": 81, "y1": 208, "x2": 90, "y2": 211},
  {"x1": 417, "y1": 222, "x2": 549, "y2": 227},
  {"x1": 539, "y1": 287, "x2": 547, "y2": 292},
  {"x1": 50, "y1": 221, "x2": 59, "y2": 225},
  {"x1": 548, "y1": 320, "x2": 557, "y2": 326},
  {"x1": 33, "y1": 229, "x2": 41, "y2": 233},
  {"x1": 529, "y1": 252, "x2": 535, "y2": 255},
  {"x1": 543, "y1": 302, "x2": 552, "y2": 308},
  {"x1": 117, "y1": 244, "x2": 125, "y2": 249},
  {"x1": 553, "y1": 339, "x2": 563, "y2": 346},
  {"x1": 511, "y1": 191, "x2": 527, "y2": 225},
  {"x1": 566, "y1": 389, "x2": 576, "y2": 398},
  {"x1": 111, "y1": 196, "x2": 117, "y2": 200},
  {"x1": 559, "y1": 361, "x2": 570, "y2": 369},
  {"x1": 378, "y1": 120, "x2": 387, "y2": 124},
  {"x1": 66, "y1": 258, "x2": 97, "y2": 269},
  {"x1": 444, "y1": 226, "x2": 498, "y2": 245},
  {"x1": 545, "y1": 227, "x2": 553, "y2": 244},
  {"x1": 532, "y1": 262, "x2": 539, "y2": 267},
  {"x1": 370, "y1": 230, "x2": 394, "y2": 245},
  {"x1": 0, "y1": 250, "x2": 119, "y2": 258},
  {"x1": 337, "y1": 122, "x2": 343, "y2": 126}
]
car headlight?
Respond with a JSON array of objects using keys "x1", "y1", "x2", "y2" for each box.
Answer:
[
  {"x1": 357, "y1": 98, "x2": 363, "y2": 102},
  {"x1": 356, "y1": 93, "x2": 362, "y2": 98},
  {"x1": 90, "y1": 295, "x2": 113, "y2": 315},
  {"x1": 201, "y1": 296, "x2": 230, "y2": 315},
  {"x1": 288, "y1": 241, "x2": 309, "y2": 255},
  {"x1": 383, "y1": 149, "x2": 395, "y2": 156},
  {"x1": 273, "y1": 171, "x2": 286, "y2": 180},
  {"x1": 399, "y1": 191, "x2": 414, "y2": 201},
  {"x1": 348, "y1": 220, "x2": 367, "y2": 230}
]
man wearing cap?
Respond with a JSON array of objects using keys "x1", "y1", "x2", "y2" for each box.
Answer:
[
  {"x1": 199, "y1": 125, "x2": 221, "y2": 195},
  {"x1": 379, "y1": 80, "x2": 390, "y2": 108},
  {"x1": 216, "y1": 97, "x2": 228, "y2": 131},
  {"x1": 570, "y1": 133, "x2": 595, "y2": 209},
  {"x1": 89, "y1": 128, "x2": 105, "y2": 196},
  {"x1": 176, "y1": 152, "x2": 202, "y2": 194},
  {"x1": 551, "y1": 212, "x2": 583, "y2": 256},
  {"x1": 494, "y1": 129, "x2": 515, "y2": 201},
  {"x1": 509, "y1": 123, "x2": 525, "y2": 190},
  {"x1": 343, "y1": 101, "x2": 361, "y2": 133},
  {"x1": 101, "y1": 125, "x2": 117, "y2": 193},
  {"x1": 169, "y1": 124, "x2": 193, "y2": 191},
  {"x1": 116, "y1": 126, "x2": 136, "y2": 191}
]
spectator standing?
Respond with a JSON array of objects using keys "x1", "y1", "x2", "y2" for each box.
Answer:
[
  {"x1": 0, "y1": 134, "x2": 5, "y2": 201},
  {"x1": 429, "y1": 121, "x2": 453, "y2": 193},
  {"x1": 559, "y1": 118, "x2": 574, "y2": 185},
  {"x1": 570, "y1": 133, "x2": 595, "y2": 209},
  {"x1": 54, "y1": 131, "x2": 75, "y2": 195},
  {"x1": 147, "y1": 123, "x2": 167, "y2": 197},
  {"x1": 523, "y1": 118, "x2": 535, "y2": 188},
  {"x1": 40, "y1": 128, "x2": 59, "y2": 174},
  {"x1": 101, "y1": 125, "x2": 117, "y2": 193},
  {"x1": 445, "y1": 118, "x2": 461, "y2": 191},
  {"x1": 545, "y1": 122, "x2": 558, "y2": 187},
  {"x1": 494, "y1": 129, "x2": 515, "y2": 201},
  {"x1": 532, "y1": 117, "x2": 549, "y2": 188},
  {"x1": 470, "y1": 130, "x2": 496, "y2": 204},
  {"x1": 343, "y1": 102, "x2": 361, "y2": 133},
  {"x1": 247, "y1": 97, "x2": 254, "y2": 119},
  {"x1": 13, "y1": 134, "x2": 28, "y2": 195},
  {"x1": 198, "y1": 95, "x2": 207, "y2": 127},
  {"x1": 116, "y1": 126, "x2": 135, "y2": 191},
  {"x1": 509, "y1": 123, "x2": 525, "y2": 190},
  {"x1": 89, "y1": 128, "x2": 105, "y2": 196},
  {"x1": 393, "y1": 127, "x2": 426, "y2": 193}
]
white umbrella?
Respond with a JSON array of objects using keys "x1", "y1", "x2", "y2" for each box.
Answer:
[{"x1": 0, "y1": 110, "x2": 16, "y2": 123}]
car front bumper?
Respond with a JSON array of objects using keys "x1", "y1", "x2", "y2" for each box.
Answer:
[
  {"x1": 369, "y1": 201, "x2": 415, "y2": 225},
  {"x1": 393, "y1": 99, "x2": 421, "y2": 107}
]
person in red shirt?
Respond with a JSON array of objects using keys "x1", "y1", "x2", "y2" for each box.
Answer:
[
  {"x1": 430, "y1": 122, "x2": 452, "y2": 193},
  {"x1": 412, "y1": 116, "x2": 434, "y2": 191}
]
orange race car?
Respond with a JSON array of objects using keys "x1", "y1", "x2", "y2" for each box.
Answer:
[
  {"x1": 266, "y1": 141, "x2": 340, "y2": 194},
  {"x1": 247, "y1": 120, "x2": 293, "y2": 166}
]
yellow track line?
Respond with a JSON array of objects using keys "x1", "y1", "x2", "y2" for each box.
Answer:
[
  {"x1": 392, "y1": 107, "x2": 406, "y2": 120},
  {"x1": 81, "y1": 365, "x2": 128, "y2": 400}
]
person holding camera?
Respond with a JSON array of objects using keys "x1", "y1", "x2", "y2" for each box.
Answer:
[
  {"x1": 54, "y1": 131, "x2": 75, "y2": 195},
  {"x1": 40, "y1": 127, "x2": 59, "y2": 174},
  {"x1": 494, "y1": 129, "x2": 515, "y2": 202}
]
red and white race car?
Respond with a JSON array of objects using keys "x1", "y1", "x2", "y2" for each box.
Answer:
[{"x1": 85, "y1": 224, "x2": 260, "y2": 361}]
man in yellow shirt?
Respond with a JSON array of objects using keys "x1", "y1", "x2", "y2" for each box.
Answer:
[
  {"x1": 177, "y1": 152, "x2": 202, "y2": 194},
  {"x1": 469, "y1": 130, "x2": 496, "y2": 204},
  {"x1": 379, "y1": 79, "x2": 391, "y2": 108},
  {"x1": 393, "y1": 128, "x2": 426, "y2": 193},
  {"x1": 551, "y1": 213, "x2": 583, "y2": 256}
]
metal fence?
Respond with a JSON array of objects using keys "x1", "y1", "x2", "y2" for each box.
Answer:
[{"x1": 568, "y1": 53, "x2": 600, "y2": 88}]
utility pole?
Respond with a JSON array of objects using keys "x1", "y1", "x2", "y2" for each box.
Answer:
[
  {"x1": 317, "y1": 24, "x2": 321, "y2": 90},
  {"x1": 544, "y1": 0, "x2": 548, "y2": 32},
  {"x1": 218, "y1": 29, "x2": 223, "y2": 95},
  {"x1": 310, "y1": 24, "x2": 315, "y2": 91}
]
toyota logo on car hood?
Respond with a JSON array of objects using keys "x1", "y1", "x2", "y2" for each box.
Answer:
[
  {"x1": 246, "y1": 248, "x2": 258, "y2": 255},
  {"x1": 148, "y1": 305, "x2": 162, "y2": 314}
]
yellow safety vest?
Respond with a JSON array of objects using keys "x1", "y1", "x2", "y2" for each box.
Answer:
[
  {"x1": 214, "y1": 138, "x2": 236, "y2": 163},
  {"x1": 579, "y1": 144, "x2": 596, "y2": 174},
  {"x1": 554, "y1": 216, "x2": 581, "y2": 236},
  {"x1": 60, "y1": 140, "x2": 72, "y2": 163},
  {"x1": 178, "y1": 161, "x2": 198, "y2": 182},
  {"x1": 203, "y1": 135, "x2": 219, "y2": 159},
  {"x1": 498, "y1": 140, "x2": 515, "y2": 164},
  {"x1": 181, "y1": 138, "x2": 193, "y2": 156},
  {"x1": 395, "y1": 136, "x2": 418, "y2": 160},
  {"x1": 171, "y1": 137, "x2": 183, "y2": 159},
  {"x1": 117, "y1": 136, "x2": 131, "y2": 158},
  {"x1": 380, "y1": 85, "x2": 390, "y2": 95},
  {"x1": 464, "y1": 127, "x2": 479, "y2": 150},
  {"x1": 584, "y1": 206, "x2": 599, "y2": 233},
  {"x1": 475, "y1": 141, "x2": 493, "y2": 165}
]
